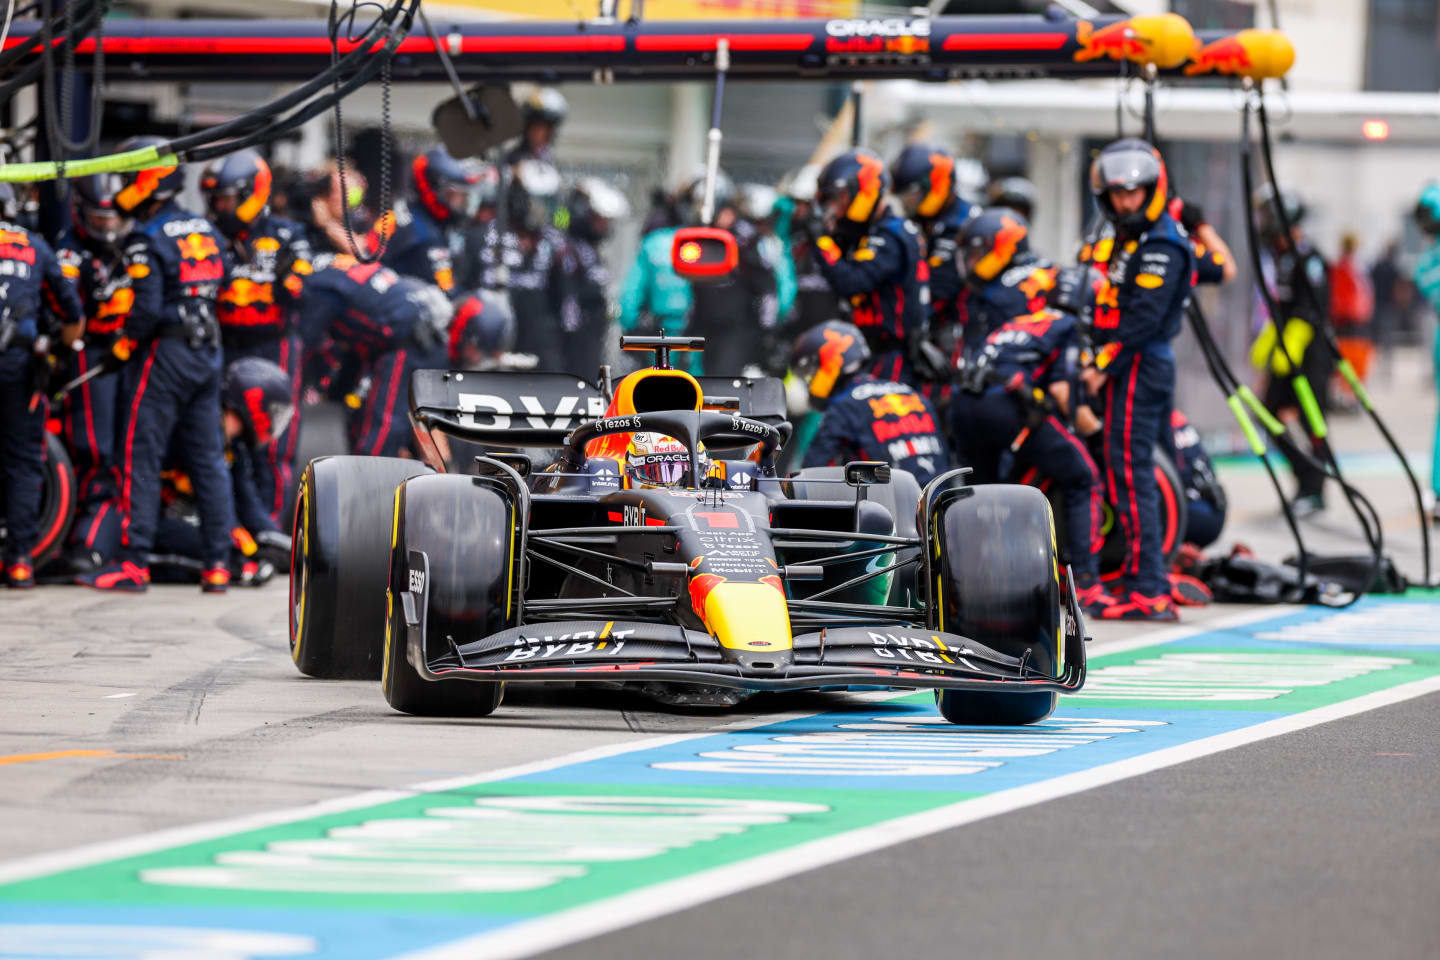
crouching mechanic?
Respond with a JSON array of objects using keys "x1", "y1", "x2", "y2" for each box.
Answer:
[
  {"x1": 149, "y1": 358, "x2": 295, "y2": 585},
  {"x1": 790, "y1": 320, "x2": 950, "y2": 487},
  {"x1": 956, "y1": 209, "x2": 1055, "y2": 355},
  {"x1": 0, "y1": 183, "x2": 85, "y2": 588},
  {"x1": 1084, "y1": 138, "x2": 1195, "y2": 622},
  {"x1": 949, "y1": 266, "x2": 1111, "y2": 615},
  {"x1": 294, "y1": 254, "x2": 451, "y2": 458},
  {"x1": 78, "y1": 139, "x2": 237, "y2": 594},
  {"x1": 812, "y1": 149, "x2": 930, "y2": 387}
]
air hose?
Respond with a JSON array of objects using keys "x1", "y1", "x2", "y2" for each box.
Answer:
[{"x1": 1254, "y1": 92, "x2": 1430, "y2": 587}]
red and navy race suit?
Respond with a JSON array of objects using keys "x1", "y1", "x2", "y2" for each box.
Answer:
[
  {"x1": 116, "y1": 202, "x2": 236, "y2": 567},
  {"x1": 477, "y1": 223, "x2": 577, "y2": 371},
  {"x1": 918, "y1": 199, "x2": 979, "y2": 406},
  {"x1": 0, "y1": 220, "x2": 84, "y2": 563},
  {"x1": 959, "y1": 256, "x2": 1057, "y2": 359},
  {"x1": 816, "y1": 215, "x2": 929, "y2": 387},
  {"x1": 377, "y1": 199, "x2": 457, "y2": 294},
  {"x1": 216, "y1": 215, "x2": 313, "y2": 526},
  {"x1": 950, "y1": 308, "x2": 1102, "y2": 579},
  {"x1": 802, "y1": 376, "x2": 950, "y2": 487},
  {"x1": 54, "y1": 229, "x2": 131, "y2": 554},
  {"x1": 1171, "y1": 408, "x2": 1226, "y2": 548},
  {"x1": 1081, "y1": 217, "x2": 1226, "y2": 287},
  {"x1": 295, "y1": 254, "x2": 446, "y2": 458},
  {"x1": 1090, "y1": 212, "x2": 1195, "y2": 595}
]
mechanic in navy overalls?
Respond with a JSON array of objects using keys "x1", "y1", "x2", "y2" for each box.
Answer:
[
  {"x1": 790, "y1": 320, "x2": 951, "y2": 487},
  {"x1": 950, "y1": 265, "x2": 1111, "y2": 616},
  {"x1": 54, "y1": 173, "x2": 131, "y2": 568},
  {"x1": 890, "y1": 142, "x2": 979, "y2": 409},
  {"x1": 1083, "y1": 138, "x2": 1194, "y2": 622},
  {"x1": 955, "y1": 209, "x2": 1056, "y2": 358},
  {"x1": 201, "y1": 148, "x2": 314, "y2": 527},
  {"x1": 812, "y1": 148, "x2": 930, "y2": 388},
  {"x1": 294, "y1": 254, "x2": 451, "y2": 458},
  {"x1": 378, "y1": 145, "x2": 476, "y2": 295},
  {"x1": 0, "y1": 183, "x2": 84, "y2": 588},
  {"x1": 77, "y1": 137, "x2": 237, "y2": 594}
]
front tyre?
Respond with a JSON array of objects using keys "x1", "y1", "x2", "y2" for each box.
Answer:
[
  {"x1": 383, "y1": 473, "x2": 512, "y2": 717},
  {"x1": 934, "y1": 484, "x2": 1061, "y2": 725},
  {"x1": 289, "y1": 456, "x2": 432, "y2": 680}
]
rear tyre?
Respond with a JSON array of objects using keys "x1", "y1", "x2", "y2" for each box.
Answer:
[
  {"x1": 289, "y1": 456, "x2": 432, "y2": 679},
  {"x1": 383, "y1": 473, "x2": 510, "y2": 717},
  {"x1": 934, "y1": 484, "x2": 1061, "y2": 725}
]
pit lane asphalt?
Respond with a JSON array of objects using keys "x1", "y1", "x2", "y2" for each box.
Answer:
[{"x1": 3, "y1": 354, "x2": 1437, "y2": 957}]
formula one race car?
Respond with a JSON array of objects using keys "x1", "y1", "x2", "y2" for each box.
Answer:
[{"x1": 288, "y1": 325, "x2": 1089, "y2": 726}]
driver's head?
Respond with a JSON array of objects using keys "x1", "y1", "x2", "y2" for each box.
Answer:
[{"x1": 625, "y1": 433, "x2": 708, "y2": 489}]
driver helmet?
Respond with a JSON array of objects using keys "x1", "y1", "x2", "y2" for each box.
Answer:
[{"x1": 626, "y1": 433, "x2": 708, "y2": 489}]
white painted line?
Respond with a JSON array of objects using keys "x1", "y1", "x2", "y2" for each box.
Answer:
[
  {"x1": 102, "y1": 693, "x2": 136, "y2": 700},
  {"x1": 1085, "y1": 605, "x2": 1293, "y2": 660},
  {"x1": 0, "y1": 704, "x2": 877, "y2": 887},
  {"x1": 0, "y1": 604, "x2": 1303, "y2": 889},
  {"x1": 393, "y1": 672, "x2": 1440, "y2": 960}
]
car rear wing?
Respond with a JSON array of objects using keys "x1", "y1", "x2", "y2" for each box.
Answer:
[
  {"x1": 410, "y1": 369, "x2": 607, "y2": 450},
  {"x1": 410, "y1": 367, "x2": 789, "y2": 452}
]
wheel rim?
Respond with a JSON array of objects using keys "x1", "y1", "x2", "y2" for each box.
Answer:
[{"x1": 289, "y1": 483, "x2": 309, "y2": 660}]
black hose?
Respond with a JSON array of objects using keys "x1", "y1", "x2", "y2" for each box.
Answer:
[
  {"x1": 1239, "y1": 93, "x2": 1383, "y2": 597},
  {"x1": 1255, "y1": 95, "x2": 1430, "y2": 587},
  {"x1": 1186, "y1": 299, "x2": 1312, "y2": 590}
]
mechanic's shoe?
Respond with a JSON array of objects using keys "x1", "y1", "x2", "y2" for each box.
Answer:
[
  {"x1": 1074, "y1": 579, "x2": 1119, "y2": 618},
  {"x1": 1168, "y1": 572, "x2": 1212, "y2": 607},
  {"x1": 1100, "y1": 591, "x2": 1179, "y2": 622},
  {"x1": 200, "y1": 566, "x2": 231, "y2": 594},
  {"x1": 5, "y1": 561, "x2": 35, "y2": 589},
  {"x1": 1290, "y1": 494, "x2": 1325, "y2": 518},
  {"x1": 77, "y1": 560, "x2": 150, "y2": 592}
]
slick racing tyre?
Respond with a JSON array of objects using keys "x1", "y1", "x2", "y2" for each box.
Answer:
[
  {"x1": 933, "y1": 483, "x2": 1061, "y2": 726},
  {"x1": 0, "y1": 432, "x2": 76, "y2": 569},
  {"x1": 290, "y1": 456, "x2": 432, "y2": 680},
  {"x1": 383, "y1": 473, "x2": 510, "y2": 717}
]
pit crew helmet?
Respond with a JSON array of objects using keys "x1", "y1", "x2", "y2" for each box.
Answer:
[
  {"x1": 567, "y1": 177, "x2": 631, "y2": 243},
  {"x1": 890, "y1": 143, "x2": 956, "y2": 221},
  {"x1": 677, "y1": 166, "x2": 736, "y2": 225},
  {"x1": 71, "y1": 173, "x2": 128, "y2": 250},
  {"x1": 626, "y1": 433, "x2": 708, "y2": 489},
  {"x1": 958, "y1": 209, "x2": 1030, "y2": 288},
  {"x1": 448, "y1": 289, "x2": 517, "y2": 368},
  {"x1": 523, "y1": 87, "x2": 569, "y2": 129},
  {"x1": 790, "y1": 320, "x2": 872, "y2": 410},
  {"x1": 200, "y1": 150, "x2": 273, "y2": 238},
  {"x1": 0, "y1": 183, "x2": 16, "y2": 221},
  {"x1": 988, "y1": 176, "x2": 1038, "y2": 221},
  {"x1": 1252, "y1": 183, "x2": 1307, "y2": 242},
  {"x1": 1091, "y1": 138, "x2": 1169, "y2": 237},
  {"x1": 414, "y1": 146, "x2": 481, "y2": 223},
  {"x1": 114, "y1": 136, "x2": 185, "y2": 214},
  {"x1": 223, "y1": 357, "x2": 294, "y2": 447},
  {"x1": 816, "y1": 148, "x2": 890, "y2": 238}
]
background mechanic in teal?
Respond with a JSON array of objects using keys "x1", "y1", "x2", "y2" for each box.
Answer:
[{"x1": 1411, "y1": 183, "x2": 1440, "y2": 518}]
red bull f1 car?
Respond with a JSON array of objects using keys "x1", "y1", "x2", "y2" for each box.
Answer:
[{"x1": 289, "y1": 328, "x2": 1089, "y2": 726}]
